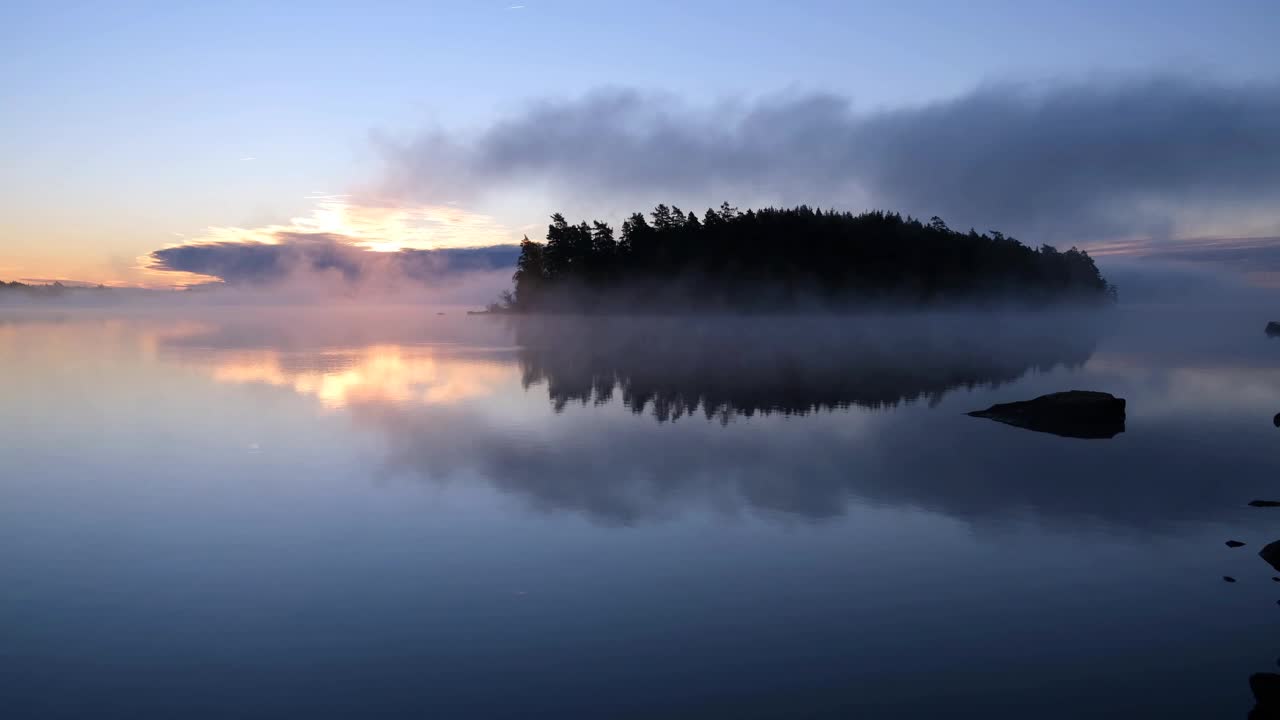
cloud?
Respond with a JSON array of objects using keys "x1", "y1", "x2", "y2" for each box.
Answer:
[
  {"x1": 380, "y1": 76, "x2": 1280, "y2": 244},
  {"x1": 149, "y1": 234, "x2": 519, "y2": 287},
  {"x1": 1091, "y1": 236, "x2": 1280, "y2": 271},
  {"x1": 144, "y1": 198, "x2": 521, "y2": 292},
  {"x1": 1085, "y1": 236, "x2": 1280, "y2": 298}
]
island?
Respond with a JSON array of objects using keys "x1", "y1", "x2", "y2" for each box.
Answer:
[{"x1": 494, "y1": 204, "x2": 1117, "y2": 313}]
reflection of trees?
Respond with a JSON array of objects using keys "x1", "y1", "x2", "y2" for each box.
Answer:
[
  {"x1": 514, "y1": 315, "x2": 1097, "y2": 421},
  {"x1": 358, "y1": 383, "x2": 1280, "y2": 532}
]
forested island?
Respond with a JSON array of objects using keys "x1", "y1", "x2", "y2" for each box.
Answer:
[
  {"x1": 499, "y1": 205, "x2": 1115, "y2": 312},
  {"x1": 0, "y1": 280, "x2": 94, "y2": 298}
]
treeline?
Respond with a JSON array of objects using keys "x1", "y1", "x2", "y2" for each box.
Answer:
[
  {"x1": 503, "y1": 204, "x2": 1115, "y2": 311},
  {"x1": 0, "y1": 281, "x2": 115, "y2": 302},
  {"x1": 1, "y1": 280, "x2": 69, "y2": 296}
]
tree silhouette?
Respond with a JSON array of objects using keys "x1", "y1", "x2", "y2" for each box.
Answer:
[
  {"x1": 503, "y1": 205, "x2": 1116, "y2": 312},
  {"x1": 0, "y1": 279, "x2": 70, "y2": 298}
]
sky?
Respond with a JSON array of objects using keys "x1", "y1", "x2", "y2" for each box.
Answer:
[{"x1": 2, "y1": 0, "x2": 1279, "y2": 287}]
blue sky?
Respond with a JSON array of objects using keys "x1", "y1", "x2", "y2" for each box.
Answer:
[{"x1": 2, "y1": 0, "x2": 1279, "y2": 285}]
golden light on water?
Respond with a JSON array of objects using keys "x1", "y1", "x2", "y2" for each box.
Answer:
[{"x1": 208, "y1": 344, "x2": 511, "y2": 409}]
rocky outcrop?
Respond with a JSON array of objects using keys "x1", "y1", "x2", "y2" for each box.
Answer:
[
  {"x1": 1251, "y1": 673, "x2": 1280, "y2": 718},
  {"x1": 967, "y1": 391, "x2": 1126, "y2": 439},
  {"x1": 1261, "y1": 541, "x2": 1280, "y2": 573}
]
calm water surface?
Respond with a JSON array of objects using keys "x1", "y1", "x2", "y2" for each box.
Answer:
[{"x1": 2, "y1": 306, "x2": 1279, "y2": 718}]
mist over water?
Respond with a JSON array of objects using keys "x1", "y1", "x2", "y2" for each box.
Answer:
[
  {"x1": 4, "y1": 292, "x2": 1280, "y2": 718},
  {"x1": 9, "y1": 0, "x2": 1280, "y2": 713}
]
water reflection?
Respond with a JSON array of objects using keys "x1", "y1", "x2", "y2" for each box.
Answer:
[
  {"x1": 7, "y1": 308, "x2": 1280, "y2": 717},
  {"x1": 129, "y1": 309, "x2": 1280, "y2": 532},
  {"x1": 514, "y1": 314, "x2": 1096, "y2": 419},
  {"x1": 205, "y1": 346, "x2": 508, "y2": 408},
  {"x1": 151, "y1": 308, "x2": 518, "y2": 409},
  {"x1": 357, "y1": 393, "x2": 1280, "y2": 530}
]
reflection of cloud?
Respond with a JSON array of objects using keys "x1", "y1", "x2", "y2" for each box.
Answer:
[
  {"x1": 140, "y1": 308, "x2": 1280, "y2": 532},
  {"x1": 1081, "y1": 356, "x2": 1280, "y2": 419},
  {"x1": 352, "y1": 378, "x2": 1280, "y2": 531},
  {"x1": 149, "y1": 308, "x2": 520, "y2": 408},
  {"x1": 208, "y1": 345, "x2": 511, "y2": 409},
  {"x1": 352, "y1": 313, "x2": 1280, "y2": 530}
]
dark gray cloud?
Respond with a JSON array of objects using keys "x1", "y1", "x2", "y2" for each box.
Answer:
[
  {"x1": 383, "y1": 77, "x2": 1280, "y2": 242},
  {"x1": 149, "y1": 233, "x2": 519, "y2": 287}
]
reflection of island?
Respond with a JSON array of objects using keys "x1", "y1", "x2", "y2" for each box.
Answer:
[
  {"x1": 125, "y1": 308, "x2": 1280, "y2": 532},
  {"x1": 513, "y1": 315, "x2": 1097, "y2": 420}
]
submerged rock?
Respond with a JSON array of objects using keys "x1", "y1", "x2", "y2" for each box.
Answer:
[
  {"x1": 967, "y1": 391, "x2": 1126, "y2": 439},
  {"x1": 1228, "y1": 540, "x2": 1248, "y2": 548},
  {"x1": 1253, "y1": 673, "x2": 1280, "y2": 712},
  {"x1": 1261, "y1": 541, "x2": 1280, "y2": 573},
  {"x1": 1253, "y1": 500, "x2": 1280, "y2": 507},
  {"x1": 1225, "y1": 576, "x2": 1238, "y2": 583},
  {"x1": 1268, "y1": 322, "x2": 1280, "y2": 337}
]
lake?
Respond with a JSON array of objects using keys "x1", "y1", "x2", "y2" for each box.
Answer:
[{"x1": 3, "y1": 305, "x2": 1278, "y2": 718}]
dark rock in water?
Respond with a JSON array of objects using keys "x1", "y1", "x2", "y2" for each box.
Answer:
[
  {"x1": 967, "y1": 391, "x2": 1126, "y2": 439},
  {"x1": 1253, "y1": 673, "x2": 1280, "y2": 707},
  {"x1": 1268, "y1": 322, "x2": 1280, "y2": 337},
  {"x1": 1224, "y1": 576, "x2": 1238, "y2": 582},
  {"x1": 1274, "y1": 577, "x2": 1280, "y2": 582},
  {"x1": 1274, "y1": 413, "x2": 1280, "y2": 428},
  {"x1": 1262, "y1": 541, "x2": 1280, "y2": 573},
  {"x1": 1252, "y1": 500, "x2": 1280, "y2": 507},
  {"x1": 1228, "y1": 540, "x2": 1248, "y2": 548}
]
